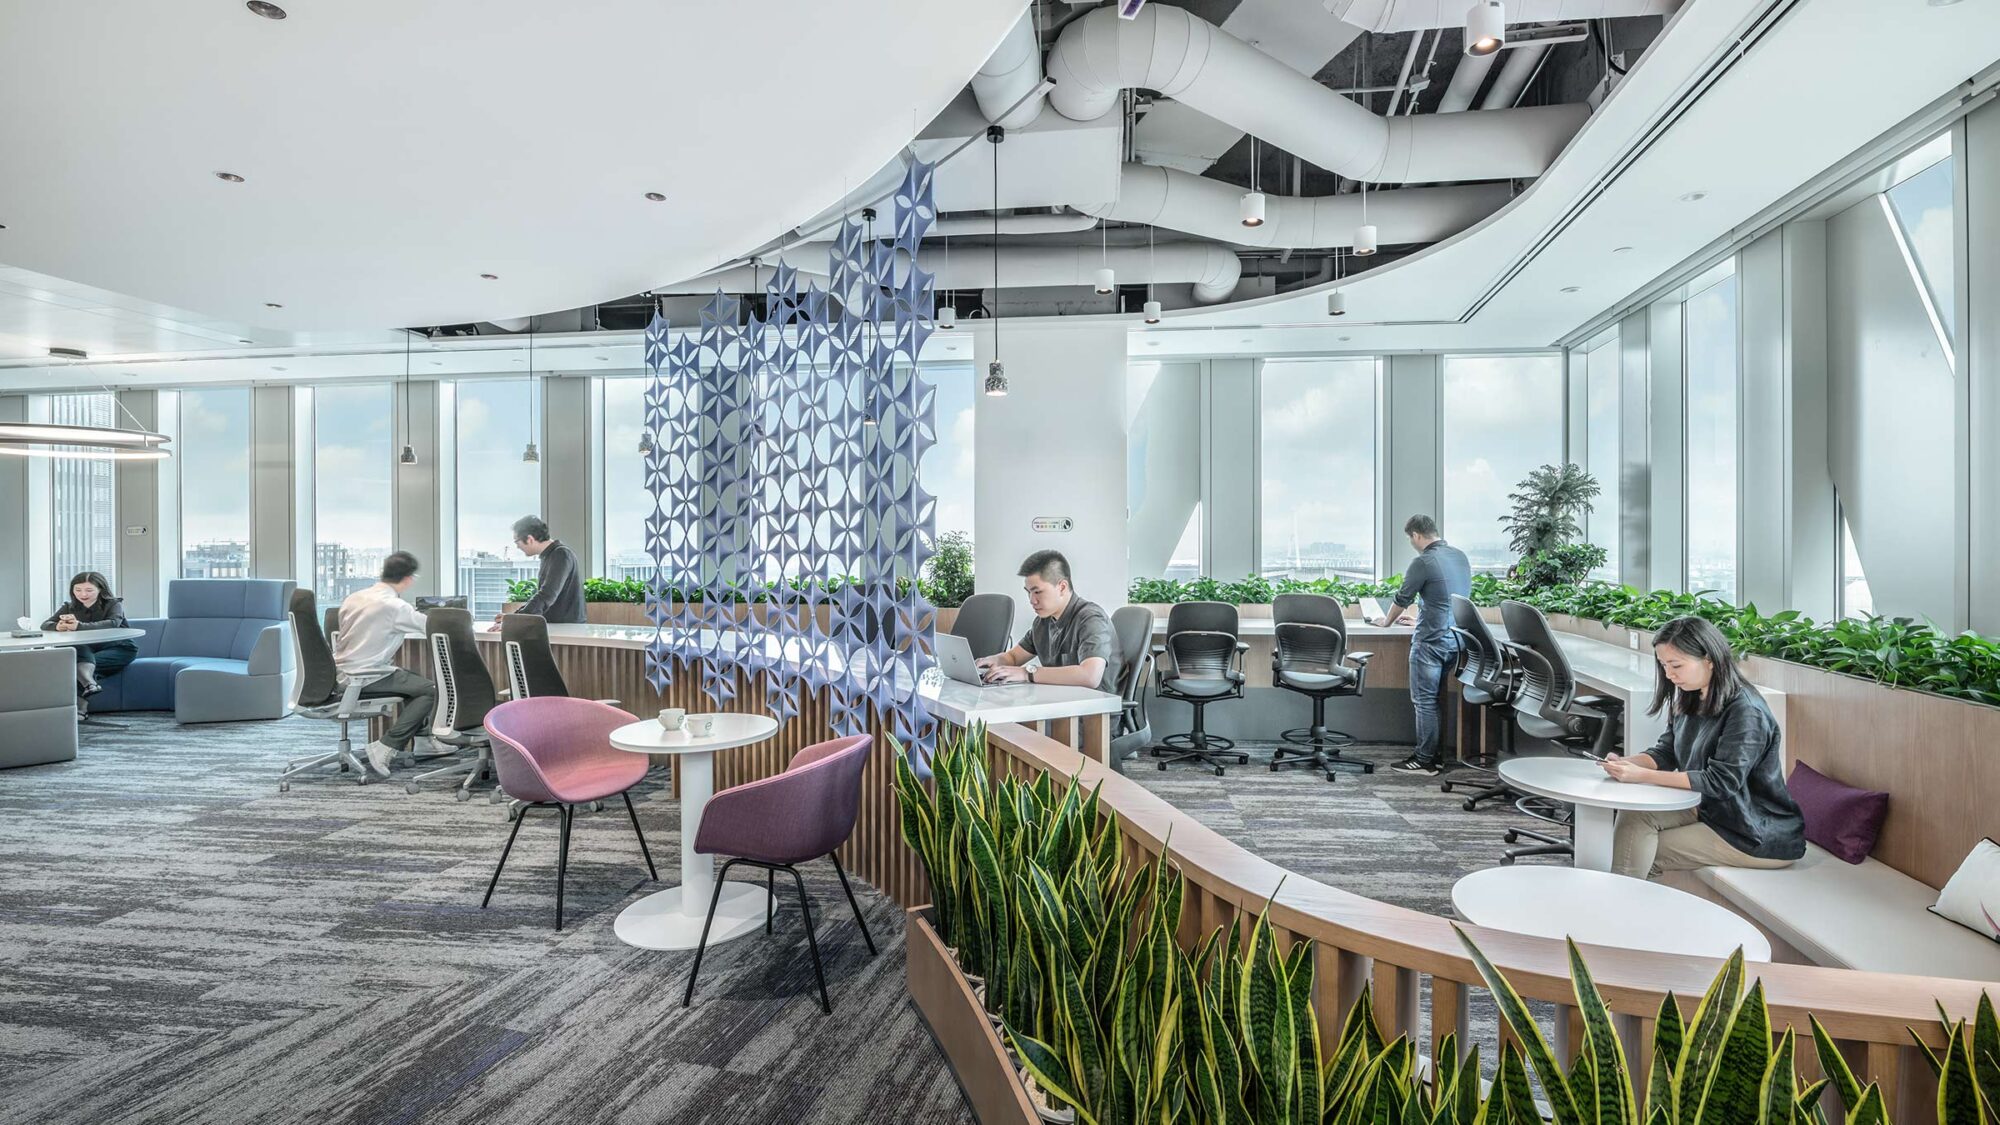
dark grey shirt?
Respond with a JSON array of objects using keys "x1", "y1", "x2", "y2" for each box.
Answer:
[
  {"x1": 1392, "y1": 539, "x2": 1472, "y2": 647},
  {"x1": 1646, "y1": 687, "x2": 1805, "y2": 861},
  {"x1": 519, "y1": 539, "x2": 586, "y2": 624},
  {"x1": 1018, "y1": 596, "x2": 1120, "y2": 696}
]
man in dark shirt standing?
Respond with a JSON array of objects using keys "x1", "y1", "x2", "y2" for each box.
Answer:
[
  {"x1": 1371, "y1": 514, "x2": 1472, "y2": 776},
  {"x1": 491, "y1": 515, "x2": 586, "y2": 629},
  {"x1": 975, "y1": 550, "x2": 1121, "y2": 696}
]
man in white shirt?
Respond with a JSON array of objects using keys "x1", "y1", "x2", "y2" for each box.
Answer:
[{"x1": 332, "y1": 551, "x2": 435, "y2": 777}]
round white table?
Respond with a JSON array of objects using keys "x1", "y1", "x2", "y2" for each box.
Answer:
[
  {"x1": 608, "y1": 713, "x2": 781, "y2": 951},
  {"x1": 0, "y1": 626, "x2": 146, "y2": 652},
  {"x1": 1453, "y1": 866, "x2": 1772, "y2": 961},
  {"x1": 1499, "y1": 756, "x2": 1700, "y2": 873}
]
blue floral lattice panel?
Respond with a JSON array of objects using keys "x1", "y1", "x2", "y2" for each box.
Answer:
[{"x1": 643, "y1": 160, "x2": 940, "y2": 752}]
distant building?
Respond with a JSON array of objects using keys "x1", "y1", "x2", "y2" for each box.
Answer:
[
  {"x1": 183, "y1": 541, "x2": 250, "y2": 579},
  {"x1": 51, "y1": 394, "x2": 118, "y2": 594},
  {"x1": 457, "y1": 552, "x2": 539, "y2": 618}
]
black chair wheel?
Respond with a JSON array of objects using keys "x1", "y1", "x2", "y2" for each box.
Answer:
[
  {"x1": 1213, "y1": 767, "x2": 1225, "y2": 777},
  {"x1": 455, "y1": 789, "x2": 472, "y2": 803},
  {"x1": 1157, "y1": 762, "x2": 1167, "y2": 771},
  {"x1": 1463, "y1": 798, "x2": 1478, "y2": 812},
  {"x1": 1500, "y1": 855, "x2": 1516, "y2": 866},
  {"x1": 1322, "y1": 773, "x2": 1337, "y2": 784},
  {"x1": 404, "y1": 782, "x2": 420, "y2": 795},
  {"x1": 278, "y1": 782, "x2": 290, "y2": 793},
  {"x1": 1268, "y1": 763, "x2": 1279, "y2": 772},
  {"x1": 1503, "y1": 830, "x2": 1519, "y2": 844},
  {"x1": 1235, "y1": 754, "x2": 1249, "y2": 764},
  {"x1": 1440, "y1": 780, "x2": 1456, "y2": 792}
]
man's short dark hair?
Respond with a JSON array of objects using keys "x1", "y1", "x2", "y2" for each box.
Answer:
[
  {"x1": 1403, "y1": 514, "x2": 1439, "y2": 538},
  {"x1": 380, "y1": 551, "x2": 420, "y2": 583},
  {"x1": 1017, "y1": 550, "x2": 1072, "y2": 586},
  {"x1": 512, "y1": 516, "x2": 552, "y2": 544}
]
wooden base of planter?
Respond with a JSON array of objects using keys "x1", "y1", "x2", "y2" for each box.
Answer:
[{"x1": 906, "y1": 908, "x2": 1037, "y2": 1125}]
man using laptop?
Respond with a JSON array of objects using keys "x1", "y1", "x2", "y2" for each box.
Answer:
[{"x1": 975, "y1": 550, "x2": 1120, "y2": 696}]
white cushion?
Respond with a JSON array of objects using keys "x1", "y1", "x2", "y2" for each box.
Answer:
[
  {"x1": 1932, "y1": 839, "x2": 2000, "y2": 943},
  {"x1": 1695, "y1": 844, "x2": 2000, "y2": 981}
]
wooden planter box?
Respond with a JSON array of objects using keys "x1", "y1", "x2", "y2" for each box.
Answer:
[{"x1": 906, "y1": 908, "x2": 1039, "y2": 1125}]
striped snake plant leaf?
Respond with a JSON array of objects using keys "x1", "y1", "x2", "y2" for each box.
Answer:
[
  {"x1": 1939, "y1": 1021, "x2": 1988, "y2": 1125},
  {"x1": 1147, "y1": 989, "x2": 1182, "y2": 1121},
  {"x1": 1055, "y1": 938, "x2": 1108, "y2": 1117},
  {"x1": 1693, "y1": 978, "x2": 1769, "y2": 1125},
  {"x1": 1562, "y1": 938, "x2": 1635, "y2": 1125},
  {"x1": 1977, "y1": 995, "x2": 2000, "y2": 1121},
  {"x1": 1495, "y1": 1043, "x2": 1543, "y2": 1125},
  {"x1": 1428, "y1": 1036, "x2": 1460, "y2": 1122},
  {"x1": 1845, "y1": 1084, "x2": 1887, "y2": 1125},
  {"x1": 1236, "y1": 912, "x2": 1291, "y2": 1123},
  {"x1": 1114, "y1": 936, "x2": 1153, "y2": 1110},
  {"x1": 1453, "y1": 928, "x2": 1582, "y2": 1125},
  {"x1": 1808, "y1": 1014, "x2": 1864, "y2": 1113},
  {"x1": 1647, "y1": 992, "x2": 1684, "y2": 1122},
  {"x1": 1288, "y1": 939, "x2": 1323, "y2": 1125},
  {"x1": 1791, "y1": 1077, "x2": 1827, "y2": 1118},
  {"x1": 1759, "y1": 1028, "x2": 1798, "y2": 1125},
  {"x1": 1010, "y1": 1028, "x2": 1101, "y2": 1125},
  {"x1": 1451, "y1": 1043, "x2": 1484, "y2": 1125},
  {"x1": 1205, "y1": 976, "x2": 1252, "y2": 1123},
  {"x1": 1674, "y1": 950, "x2": 1745, "y2": 1125}
]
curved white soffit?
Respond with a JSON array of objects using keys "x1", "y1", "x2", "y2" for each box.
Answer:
[{"x1": 0, "y1": 0, "x2": 1024, "y2": 329}]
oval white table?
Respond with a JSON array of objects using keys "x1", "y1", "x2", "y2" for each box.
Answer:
[
  {"x1": 1453, "y1": 866, "x2": 1772, "y2": 961},
  {"x1": 608, "y1": 713, "x2": 780, "y2": 951},
  {"x1": 1499, "y1": 756, "x2": 1700, "y2": 873},
  {"x1": 0, "y1": 626, "x2": 146, "y2": 652}
]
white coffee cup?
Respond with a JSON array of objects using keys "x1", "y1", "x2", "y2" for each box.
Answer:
[
  {"x1": 686, "y1": 714, "x2": 717, "y2": 738},
  {"x1": 656, "y1": 708, "x2": 686, "y2": 731}
]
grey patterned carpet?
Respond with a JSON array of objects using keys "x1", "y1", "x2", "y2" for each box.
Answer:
[{"x1": 0, "y1": 715, "x2": 970, "y2": 1125}]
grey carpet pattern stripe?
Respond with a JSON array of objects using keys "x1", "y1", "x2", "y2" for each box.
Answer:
[{"x1": 0, "y1": 715, "x2": 971, "y2": 1125}]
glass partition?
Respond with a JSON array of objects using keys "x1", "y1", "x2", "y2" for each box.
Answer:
[
  {"x1": 1259, "y1": 358, "x2": 1377, "y2": 580},
  {"x1": 1440, "y1": 355, "x2": 1564, "y2": 574}
]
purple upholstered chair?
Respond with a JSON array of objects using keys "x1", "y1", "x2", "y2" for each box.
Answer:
[
  {"x1": 481, "y1": 697, "x2": 657, "y2": 930},
  {"x1": 682, "y1": 733, "x2": 877, "y2": 1013}
]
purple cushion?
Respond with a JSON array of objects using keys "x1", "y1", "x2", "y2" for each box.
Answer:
[{"x1": 1787, "y1": 762, "x2": 1889, "y2": 864}]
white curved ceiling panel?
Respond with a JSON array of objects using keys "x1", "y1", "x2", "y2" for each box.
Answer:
[{"x1": 0, "y1": 0, "x2": 1023, "y2": 329}]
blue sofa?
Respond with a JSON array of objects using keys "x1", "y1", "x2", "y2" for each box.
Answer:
[{"x1": 91, "y1": 579, "x2": 297, "y2": 724}]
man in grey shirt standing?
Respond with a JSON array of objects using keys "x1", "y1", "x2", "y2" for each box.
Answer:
[
  {"x1": 492, "y1": 515, "x2": 585, "y2": 628},
  {"x1": 975, "y1": 550, "x2": 1121, "y2": 696},
  {"x1": 1371, "y1": 515, "x2": 1472, "y2": 776}
]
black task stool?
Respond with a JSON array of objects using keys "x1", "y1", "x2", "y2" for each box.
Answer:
[
  {"x1": 1149, "y1": 601, "x2": 1249, "y2": 776},
  {"x1": 1439, "y1": 594, "x2": 1519, "y2": 810},
  {"x1": 1494, "y1": 599, "x2": 1626, "y2": 865},
  {"x1": 1268, "y1": 593, "x2": 1375, "y2": 782}
]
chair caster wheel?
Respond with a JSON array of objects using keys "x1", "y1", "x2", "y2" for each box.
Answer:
[
  {"x1": 488, "y1": 790, "x2": 504, "y2": 804},
  {"x1": 1463, "y1": 799, "x2": 1478, "y2": 812},
  {"x1": 1323, "y1": 773, "x2": 1337, "y2": 784},
  {"x1": 1500, "y1": 855, "x2": 1515, "y2": 866},
  {"x1": 1503, "y1": 830, "x2": 1519, "y2": 844},
  {"x1": 338, "y1": 762, "x2": 351, "y2": 773},
  {"x1": 1440, "y1": 780, "x2": 1455, "y2": 792},
  {"x1": 1268, "y1": 762, "x2": 1279, "y2": 772},
  {"x1": 279, "y1": 782, "x2": 290, "y2": 793},
  {"x1": 1213, "y1": 767, "x2": 1225, "y2": 777},
  {"x1": 405, "y1": 782, "x2": 420, "y2": 795},
  {"x1": 1158, "y1": 762, "x2": 1167, "y2": 771},
  {"x1": 1235, "y1": 754, "x2": 1248, "y2": 764},
  {"x1": 455, "y1": 789, "x2": 472, "y2": 803}
]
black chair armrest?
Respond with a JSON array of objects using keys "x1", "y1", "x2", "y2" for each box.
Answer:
[
  {"x1": 1234, "y1": 641, "x2": 1249, "y2": 653},
  {"x1": 1574, "y1": 694, "x2": 1618, "y2": 708},
  {"x1": 1345, "y1": 650, "x2": 1374, "y2": 665}
]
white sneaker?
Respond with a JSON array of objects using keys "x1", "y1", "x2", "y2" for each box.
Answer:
[{"x1": 363, "y1": 740, "x2": 397, "y2": 778}]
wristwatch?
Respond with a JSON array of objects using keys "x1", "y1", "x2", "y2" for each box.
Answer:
[{"x1": 1026, "y1": 667, "x2": 1035, "y2": 684}]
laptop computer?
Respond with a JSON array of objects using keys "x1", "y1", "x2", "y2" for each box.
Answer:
[
  {"x1": 414, "y1": 595, "x2": 468, "y2": 612},
  {"x1": 934, "y1": 632, "x2": 1017, "y2": 689}
]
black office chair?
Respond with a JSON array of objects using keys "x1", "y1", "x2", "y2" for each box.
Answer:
[
  {"x1": 1268, "y1": 593, "x2": 1375, "y2": 782},
  {"x1": 1106, "y1": 605, "x2": 1157, "y2": 776},
  {"x1": 410, "y1": 607, "x2": 505, "y2": 801},
  {"x1": 280, "y1": 589, "x2": 396, "y2": 791},
  {"x1": 1440, "y1": 594, "x2": 1518, "y2": 810},
  {"x1": 1494, "y1": 599, "x2": 1625, "y2": 864},
  {"x1": 949, "y1": 593, "x2": 1015, "y2": 660},
  {"x1": 501, "y1": 614, "x2": 621, "y2": 707},
  {"x1": 1149, "y1": 601, "x2": 1249, "y2": 776}
]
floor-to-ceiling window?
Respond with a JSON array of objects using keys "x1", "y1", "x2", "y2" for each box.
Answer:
[
  {"x1": 1582, "y1": 335, "x2": 1621, "y2": 582},
  {"x1": 178, "y1": 388, "x2": 252, "y2": 579},
  {"x1": 601, "y1": 377, "x2": 651, "y2": 581},
  {"x1": 1884, "y1": 138, "x2": 1955, "y2": 346},
  {"x1": 312, "y1": 384, "x2": 393, "y2": 603},
  {"x1": 1440, "y1": 355, "x2": 1565, "y2": 574},
  {"x1": 1839, "y1": 502, "x2": 1874, "y2": 620},
  {"x1": 1127, "y1": 362, "x2": 1204, "y2": 580},
  {"x1": 1684, "y1": 268, "x2": 1741, "y2": 602},
  {"x1": 455, "y1": 379, "x2": 541, "y2": 616},
  {"x1": 922, "y1": 363, "x2": 975, "y2": 548},
  {"x1": 48, "y1": 392, "x2": 119, "y2": 594},
  {"x1": 1259, "y1": 358, "x2": 1377, "y2": 580}
]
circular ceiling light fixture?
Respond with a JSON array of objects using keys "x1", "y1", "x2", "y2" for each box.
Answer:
[
  {"x1": 644, "y1": 192, "x2": 666, "y2": 202},
  {"x1": 245, "y1": 1, "x2": 287, "y2": 18},
  {"x1": 1465, "y1": 1, "x2": 1506, "y2": 56},
  {"x1": 0, "y1": 423, "x2": 163, "y2": 448},
  {"x1": 0, "y1": 444, "x2": 170, "y2": 462},
  {"x1": 1679, "y1": 191, "x2": 1708, "y2": 203},
  {"x1": 1560, "y1": 286, "x2": 1581, "y2": 293},
  {"x1": 215, "y1": 171, "x2": 245, "y2": 183}
]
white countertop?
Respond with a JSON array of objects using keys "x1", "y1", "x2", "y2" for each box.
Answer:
[
  {"x1": 1, "y1": 626, "x2": 147, "y2": 652},
  {"x1": 1499, "y1": 756, "x2": 1701, "y2": 812},
  {"x1": 1453, "y1": 866, "x2": 1771, "y2": 961}
]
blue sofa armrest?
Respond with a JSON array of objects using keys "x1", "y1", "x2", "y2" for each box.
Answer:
[
  {"x1": 247, "y1": 621, "x2": 294, "y2": 676},
  {"x1": 129, "y1": 617, "x2": 167, "y2": 658}
]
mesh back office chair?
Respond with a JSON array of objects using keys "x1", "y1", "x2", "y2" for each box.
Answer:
[
  {"x1": 1149, "y1": 602, "x2": 1249, "y2": 776},
  {"x1": 1440, "y1": 595, "x2": 1520, "y2": 810},
  {"x1": 948, "y1": 593, "x2": 1015, "y2": 661},
  {"x1": 279, "y1": 588, "x2": 396, "y2": 791},
  {"x1": 1494, "y1": 599, "x2": 1625, "y2": 864},
  {"x1": 1268, "y1": 593, "x2": 1375, "y2": 782},
  {"x1": 1106, "y1": 605, "x2": 1157, "y2": 776},
  {"x1": 410, "y1": 607, "x2": 506, "y2": 802}
]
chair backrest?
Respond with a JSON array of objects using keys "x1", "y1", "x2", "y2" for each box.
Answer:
[
  {"x1": 1272, "y1": 592, "x2": 1347, "y2": 673},
  {"x1": 501, "y1": 614, "x2": 568, "y2": 698},
  {"x1": 426, "y1": 607, "x2": 499, "y2": 731},
  {"x1": 160, "y1": 578, "x2": 295, "y2": 659},
  {"x1": 1451, "y1": 595, "x2": 1511, "y2": 696},
  {"x1": 1500, "y1": 599, "x2": 1578, "y2": 718},
  {"x1": 694, "y1": 734, "x2": 875, "y2": 864},
  {"x1": 483, "y1": 697, "x2": 639, "y2": 804},
  {"x1": 948, "y1": 593, "x2": 1015, "y2": 660},
  {"x1": 289, "y1": 588, "x2": 339, "y2": 708},
  {"x1": 1110, "y1": 605, "x2": 1156, "y2": 735},
  {"x1": 1164, "y1": 601, "x2": 1239, "y2": 680}
]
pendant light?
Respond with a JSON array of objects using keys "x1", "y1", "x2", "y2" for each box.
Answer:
[
  {"x1": 637, "y1": 429, "x2": 655, "y2": 456},
  {"x1": 1094, "y1": 219, "x2": 1115, "y2": 294},
  {"x1": 936, "y1": 224, "x2": 957, "y2": 329},
  {"x1": 1354, "y1": 181, "x2": 1378, "y2": 256},
  {"x1": 521, "y1": 327, "x2": 540, "y2": 464},
  {"x1": 1240, "y1": 134, "x2": 1266, "y2": 228},
  {"x1": 1142, "y1": 225, "x2": 1162, "y2": 323},
  {"x1": 0, "y1": 350, "x2": 173, "y2": 461},
  {"x1": 1465, "y1": 1, "x2": 1506, "y2": 56},
  {"x1": 863, "y1": 209, "x2": 879, "y2": 426},
  {"x1": 984, "y1": 125, "x2": 1008, "y2": 397},
  {"x1": 398, "y1": 330, "x2": 419, "y2": 465},
  {"x1": 1328, "y1": 247, "x2": 1349, "y2": 316}
]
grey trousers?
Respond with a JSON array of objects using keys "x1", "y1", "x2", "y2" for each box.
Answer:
[
  {"x1": 1611, "y1": 807, "x2": 1796, "y2": 881},
  {"x1": 357, "y1": 668, "x2": 435, "y2": 751}
]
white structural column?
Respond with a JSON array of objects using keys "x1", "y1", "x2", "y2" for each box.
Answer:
[
  {"x1": 1617, "y1": 311, "x2": 1652, "y2": 588},
  {"x1": 113, "y1": 391, "x2": 165, "y2": 617},
  {"x1": 1966, "y1": 103, "x2": 2000, "y2": 634},
  {"x1": 0, "y1": 395, "x2": 28, "y2": 622},
  {"x1": 249, "y1": 385, "x2": 301, "y2": 582},
  {"x1": 1207, "y1": 359, "x2": 1256, "y2": 578},
  {"x1": 1646, "y1": 301, "x2": 1685, "y2": 593},
  {"x1": 973, "y1": 321, "x2": 1128, "y2": 626},
  {"x1": 1381, "y1": 353, "x2": 1441, "y2": 578},
  {"x1": 391, "y1": 381, "x2": 443, "y2": 597},
  {"x1": 540, "y1": 374, "x2": 596, "y2": 580}
]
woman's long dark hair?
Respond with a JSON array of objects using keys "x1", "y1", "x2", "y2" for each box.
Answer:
[
  {"x1": 1648, "y1": 615, "x2": 1747, "y2": 718},
  {"x1": 65, "y1": 571, "x2": 119, "y2": 616}
]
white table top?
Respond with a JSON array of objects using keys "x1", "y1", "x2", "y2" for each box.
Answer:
[
  {"x1": 608, "y1": 714, "x2": 779, "y2": 755},
  {"x1": 1500, "y1": 756, "x2": 1701, "y2": 812},
  {"x1": 0, "y1": 627, "x2": 146, "y2": 652},
  {"x1": 1453, "y1": 866, "x2": 1772, "y2": 961},
  {"x1": 918, "y1": 673, "x2": 1122, "y2": 727}
]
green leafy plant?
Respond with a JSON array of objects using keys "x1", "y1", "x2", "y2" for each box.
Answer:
[
  {"x1": 1502, "y1": 461, "x2": 1601, "y2": 559},
  {"x1": 1514, "y1": 542, "x2": 1608, "y2": 591},
  {"x1": 922, "y1": 531, "x2": 976, "y2": 608}
]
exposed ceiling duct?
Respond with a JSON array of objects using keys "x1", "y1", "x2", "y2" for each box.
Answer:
[
  {"x1": 1045, "y1": 4, "x2": 1589, "y2": 183},
  {"x1": 1436, "y1": 51, "x2": 1496, "y2": 112},
  {"x1": 1479, "y1": 41, "x2": 1551, "y2": 109},
  {"x1": 1320, "y1": 0, "x2": 1677, "y2": 32},
  {"x1": 971, "y1": 11, "x2": 1048, "y2": 130},
  {"x1": 1077, "y1": 164, "x2": 1513, "y2": 249},
  {"x1": 783, "y1": 209, "x2": 1099, "y2": 248}
]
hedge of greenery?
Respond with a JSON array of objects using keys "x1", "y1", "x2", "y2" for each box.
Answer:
[
  {"x1": 506, "y1": 541, "x2": 977, "y2": 610},
  {"x1": 1129, "y1": 575, "x2": 2000, "y2": 708}
]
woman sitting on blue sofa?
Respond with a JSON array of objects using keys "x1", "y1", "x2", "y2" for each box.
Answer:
[{"x1": 43, "y1": 571, "x2": 140, "y2": 701}]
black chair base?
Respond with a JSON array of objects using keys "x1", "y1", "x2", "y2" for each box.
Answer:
[
  {"x1": 1271, "y1": 727, "x2": 1375, "y2": 781},
  {"x1": 1150, "y1": 730, "x2": 1247, "y2": 776},
  {"x1": 683, "y1": 852, "x2": 877, "y2": 1014},
  {"x1": 480, "y1": 792, "x2": 657, "y2": 931},
  {"x1": 1499, "y1": 798, "x2": 1573, "y2": 864}
]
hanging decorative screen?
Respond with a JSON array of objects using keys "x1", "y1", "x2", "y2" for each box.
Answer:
[{"x1": 641, "y1": 159, "x2": 940, "y2": 750}]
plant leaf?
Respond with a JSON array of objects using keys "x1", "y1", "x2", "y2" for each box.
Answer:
[
  {"x1": 1694, "y1": 979, "x2": 1769, "y2": 1125},
  {"x1": 1808, "y1": 1015, "x2": 1864, "y2": 1113},
  {"x1": 1565, "y1": 938, "x2": 1634, "y2": 1125},
  {"x1": 1454, "y1": 927, "x2": 1582, "y2": 1125}
]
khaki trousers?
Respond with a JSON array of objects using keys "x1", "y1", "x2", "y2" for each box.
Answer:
[{"x1": 1610, "y1": 808, "x2": 1796, "y2": 881}]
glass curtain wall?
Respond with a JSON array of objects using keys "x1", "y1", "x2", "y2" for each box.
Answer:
[
  {"x1": 1127, "y1": 362, "x2": 1203, "y2": 579},
  {"x1": 455, "y1": 379, "x2": 541, "y2": 616},
  {"x1": 49, "y1": 392, "x2": 119, "y2": 593},
  {"x1": 1884, "y1": 140, "x2": 1955, "y2": 345},
  {"x1": 1582, "y1": 336, "x2": 1621, "y2": 582},
  {"x1": 312, "y1": 384, "x2": 393, "y2": 603},
  {"x1": 178, "y1": 387, "x2": 253, "y2": 579},
  {"x1": 922, "y1": 363, "x2": 975, "y2": 548},
  {"x1": 1259, "y1": 358, "x2": 1377, "y2": 579},
  {"x1": 1440, "y1": 355, "x2": 1565, "y2": 573},
  {"x1": 1684, "y1": 270, "x2": 1741, "y2": 601}
]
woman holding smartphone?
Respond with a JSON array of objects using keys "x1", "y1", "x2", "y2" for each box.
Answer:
[{"x1": 42, "y1": 571, "x2": 141, "y2": 700}]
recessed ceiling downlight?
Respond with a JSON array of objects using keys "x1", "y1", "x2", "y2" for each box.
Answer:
[
  {"x1": 1679, "y1": 190, "x2": 1709, "y2": 203},
  {"x1": 1561, "y1": 286, "x2": 1581, "y2": 294},
  {"x1": 644, "y1": 192, "x2": 666, "y2": 202},
  {"x1": 265, "y1": 301, "x2": 283, "y2": 308},
  {"x1": 245, "y1": 1, "x2": 287, "y2": 19},
  {"x1": 480, "y1": 273, "x2": 499, "y2": 280},
  {"x1": 1613, "y1": 246, "x2": 1634, "y2": 254},
  {"x1": 49, "y1": 347, "x2": 88, "y2": 360},
  {"x1": 215, "y1": 172, "x2": 245, "y2": 183}
]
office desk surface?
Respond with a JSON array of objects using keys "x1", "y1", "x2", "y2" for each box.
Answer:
[{"x1": 0, "y1": 627, "x2": 146, "y2": 652}]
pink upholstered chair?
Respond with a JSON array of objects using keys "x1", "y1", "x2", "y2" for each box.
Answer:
[
  {"x1": 682, "y1": 733, "x2": 876, "y2": 1013},
  {"x1": 481, "y1": 697, "x2": 657, "y2": 930}
]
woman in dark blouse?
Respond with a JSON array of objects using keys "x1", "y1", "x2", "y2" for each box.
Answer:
[
  {"x1": 1604, "y1": 615, "x2": 1806, "y2": 881},
  {"x1": 42, "y1": 571, "x2": 140, "y2": 699}
]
